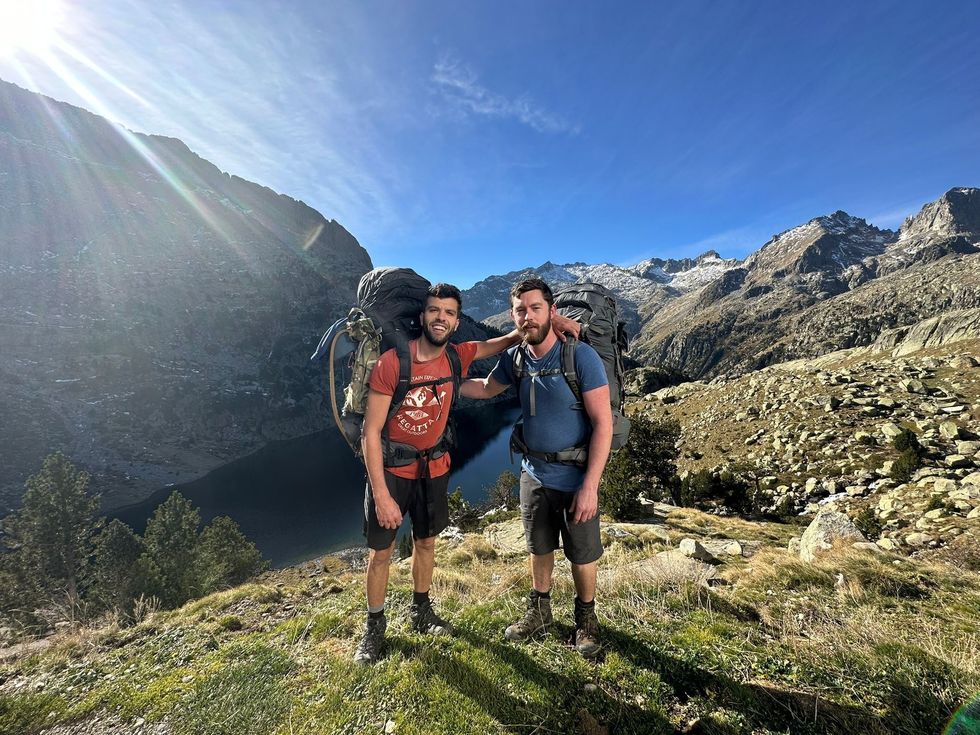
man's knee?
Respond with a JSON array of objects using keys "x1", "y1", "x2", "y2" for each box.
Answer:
[
  {"x1": 413, "y1": 536, "x2": 436, "y2": 551},
  {"x1": 369, "y1": 543, "x2": 396, "y2": 565}
]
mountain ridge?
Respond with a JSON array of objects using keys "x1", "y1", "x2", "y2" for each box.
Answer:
[{"x1": 0, "y1": 79, "x2": 374, "y2": 511}]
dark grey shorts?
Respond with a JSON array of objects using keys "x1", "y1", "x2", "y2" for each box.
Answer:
[
  {"x1": 364, "y1": 471, "x2": 450, "y2": 551},
  {"x1": 519, "y1": 471, "x2": 603, "y2": 565}
]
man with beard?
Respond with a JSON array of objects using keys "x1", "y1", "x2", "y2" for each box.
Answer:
[
  {"x1": 355, "y1": 282, "x2": 577, "y2": 664},
  {"x1": 461, "y1": 277, "x2": 612, "y2": 659}
]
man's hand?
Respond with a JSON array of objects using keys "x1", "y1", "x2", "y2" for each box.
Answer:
[
  {"x1": 551, "y1": 312, "x2": 581, "y2": 342},
  {"x1": 569, "y1": 481, "x2": 599, "y2": 524},
  {"x1": 374, "y1": 491, "x2": 403, "y2": 529}
]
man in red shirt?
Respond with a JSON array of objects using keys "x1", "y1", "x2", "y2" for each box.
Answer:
[{"x1": 354, "y1": 282, "x2": 575, "y2": 664}]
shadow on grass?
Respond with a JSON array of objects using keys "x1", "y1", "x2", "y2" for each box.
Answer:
[
  {"x1": 388, "y1": 629, "x2": 672, "y2": 735},
  {"x1": 601, "y1": 626, "x2": 943, "y2": 735}
]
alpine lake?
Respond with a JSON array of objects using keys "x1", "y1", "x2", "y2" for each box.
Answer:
[{"x1": 109, "y1": 401, "x2": 521, "y2": 568}]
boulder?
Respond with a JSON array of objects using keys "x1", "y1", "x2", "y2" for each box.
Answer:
[
  {"x1": 880, "y1": 423, "x2": 905, "y2": 440},
  {"x1": 678, "y1": 538, "x2": 719, "y2": 563},
  {"x1": 799, "y1": 510, "x2": 868, "y2": 562},
  {"x1": 876, "y1": 538, "x2": 899, "y2": 551},
  {"x1": 904, "y1": 532, "x2": 934, "y2": 547},
  {"x1": 956, "y1": 441, "x2": 980, "y2": 457},
  {"x1": 940, "y1": 421, "x2": 963, "y2": 440},
  {"x1": 700, "y1": 539, "x2": 744, "y2": 558},
  {"x1": 483, "y1": 519, "x2": 527, "y2": 556}
]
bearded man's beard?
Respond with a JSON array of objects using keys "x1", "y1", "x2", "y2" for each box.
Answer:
[
  {"x1": 519, "y1": 314, "x2": 551, "y2": 346},
  {"x1": 422, "y1": 320, "x2": 453, "y2": 346}
]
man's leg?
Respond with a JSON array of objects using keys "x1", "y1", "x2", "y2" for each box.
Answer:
[
  {"x1": 506, "y1": 474, "x2": 557, "y2": 641},
  {"x1": 564, "y1": 501, "x2": 603, "y2": 659},
  {"x1": 570, "y1": 560, "x2": 597, "y2": 603},
  {"x1": 411, "y1": 536, "x2": 436, "y2": 594},
  {"x1": 408, "y1": 474, "x2": 453, "y2": 635},
  {"x1": 531, "y1": 552, "x2": 555, "y2": 594},
  {"x1": 355, "y1": 475, "x2": 404, "y2": 665},
  {"x1": 366, "y1": 541, "x2": 396, "y2": 609}
]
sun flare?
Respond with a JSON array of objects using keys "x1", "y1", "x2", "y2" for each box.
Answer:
[{"x1": 0, "y1": 0, "x2": 65, "y2": 58}]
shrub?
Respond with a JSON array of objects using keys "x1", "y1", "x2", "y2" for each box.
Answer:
[
  {"x1": 853, "y1": 507, "x2": 884, "y2": 541},
  {"x1": 600, "y1": 414, "x2": 681, "y2": 520},
  {"x1": 447, "y1": 488, "x2": 481, "y2": 531},
  {"x1": 893, "y1": 429, "x2": 921, "y2": 453},
  {"x1": 680, "y1": 469, "x2": 753, "y2": 513},
  {"x1": 486, "y1": 471, "x2": 519, "y2": 510},
  {"x1": 891, "y1": 449, "x2": 922, "y2": 483}
]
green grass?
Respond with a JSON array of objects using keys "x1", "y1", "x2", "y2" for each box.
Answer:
[{"x1": 2, "y1": 512, "x2": 980, "y2": 735}]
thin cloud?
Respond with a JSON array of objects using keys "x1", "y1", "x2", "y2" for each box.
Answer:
[
  {"x1": 867, "y1": 200, "x2": 929, "y2": 230},
  {"x1": 432, "y1": 53, "x2": 578, "y2": 135},
  {"x1": 4, "y1": 1, "x2": 404, "y2": 242}
]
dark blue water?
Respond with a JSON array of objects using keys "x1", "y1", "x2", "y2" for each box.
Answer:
[{"x1": 109, "y1": 403, "x2": 521, "y2": 567}]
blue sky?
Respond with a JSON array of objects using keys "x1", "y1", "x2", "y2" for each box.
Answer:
[{"x1": 2, "y1": 0, "x2": 979, "y2": 287}]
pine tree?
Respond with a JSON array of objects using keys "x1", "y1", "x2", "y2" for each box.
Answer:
[
  {"x1": 139, "y1": 492, "x2": 200, "y2": 608},
  {"x1": 1, "y1": 453, "x2": 100, "y2": 612},
  {"x1": 89, "y1": 519, "x2": 144, "y2": 615},
  {"x1": 195, "y1": 516, "x2": 267, "y2": 594}
]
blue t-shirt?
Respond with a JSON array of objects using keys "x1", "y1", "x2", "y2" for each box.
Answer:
[{"x1": 490, "y1": 340, "x2": 608, "y2": 491}]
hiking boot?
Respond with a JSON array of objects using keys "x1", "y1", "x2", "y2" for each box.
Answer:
[
  {"x1": 410, "y1": 599, "x2": 454, "y2": 635},
  {"x1": 353, "y1": 614, "x2": 386, "y2": 665},
  {"x1": 574, "y1": 600, "x2": 601, "y2": 659},
  {"x1": 505, "y1": 592, "x2": 553, "y2": 641}
]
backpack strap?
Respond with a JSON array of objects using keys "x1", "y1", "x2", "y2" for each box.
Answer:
[
  {"x1": 512, "y1": 340, "x2": 582, "y2": 416},
  {"x1": 445, "y1": 343, "x2": 463, "y2": 409},
  {"x1": 385, "y1": 336, "x2": 413, "y2": 428},
  {"x1": 560, "y1": 337, "x2": 582, "y2": 407}
]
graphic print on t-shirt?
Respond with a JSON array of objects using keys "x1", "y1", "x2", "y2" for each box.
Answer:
[{"x1": 396, "y1": 374, "x2": 447, "y2": 436}]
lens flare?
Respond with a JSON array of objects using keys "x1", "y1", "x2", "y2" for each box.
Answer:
[
  {"x1": 0, "y1": 0, "x2": 64, "y2": 58},
  {"x1": 945, "y1": 693, "x2": 980, "y2": 735}
]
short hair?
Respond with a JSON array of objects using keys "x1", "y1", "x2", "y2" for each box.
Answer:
[
  {"x1": 510, "y1": 277, "x2": 553, "y2": 307},
  {"x1": 427, "y1": 282, "x2": 462, "y2": 310}
]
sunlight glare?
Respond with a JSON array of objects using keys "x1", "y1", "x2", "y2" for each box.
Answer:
[{"x1": 0, "y1": 0, "x2": 65, "y2": 58}]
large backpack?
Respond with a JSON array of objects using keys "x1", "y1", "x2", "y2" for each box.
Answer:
[
  {"x1": 311, "y1": 267, "x2": 462, "y2": 467},
  {"x1": 509, "y1": 282, "x2": 631, "y2": 465}
]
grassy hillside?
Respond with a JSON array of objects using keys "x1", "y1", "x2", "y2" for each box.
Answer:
[{"x1": 2, "y1": 505, "x2": 978, "y2": 735}]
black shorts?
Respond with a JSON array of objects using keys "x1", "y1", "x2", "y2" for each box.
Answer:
[
  {"x1": 519, "y1": 471, "x2": 603, "y2": 565},
  {"x1": 364, "y1": 471, "x2": 450, "y2": 551}
]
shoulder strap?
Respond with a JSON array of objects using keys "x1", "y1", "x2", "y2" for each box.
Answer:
[
  {"x1": 385, "y1": 338, "x2": 413, "y2": 429},
  {"x1": 512, "y1": 345, "x2": 527, "y2": 383},
  {"x1": 446, "y1": 343, "x2": 462, "y2": 409},
  {"x1": 560, "y1": 337, "x2": 582, "y2": 406}
]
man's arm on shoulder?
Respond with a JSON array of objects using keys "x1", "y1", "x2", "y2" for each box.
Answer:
[
  {"x1": 470, "y1": 313, "x2": 581, "y2": 361},
  {"x1": 460, "y1": 375, "x2": 509, "y2": 400},
  {"x1": 570, "y1": 384, "x2": 613, "y2": 523},
  {"x1": 472, "y1": 329, "x2": 520, "y2": 361},
  {"x1": 361, "y1": 388, "x2": 402, "y2": 530}
]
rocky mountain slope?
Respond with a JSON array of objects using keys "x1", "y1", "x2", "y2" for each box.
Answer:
[
  {"x1": 633, "y1": 190, "x2": 980, "y2": 377},
  {"x1": 633, "y1": 325, "x2": 980, "y2": 559},
  {"x1": 0, "y1": 81, "x2": 373, "y2": 511}
]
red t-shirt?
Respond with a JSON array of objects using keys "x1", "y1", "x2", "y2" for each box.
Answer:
[{"x1": 368, "y1": 339, "x2": 479, "y2": 479}]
